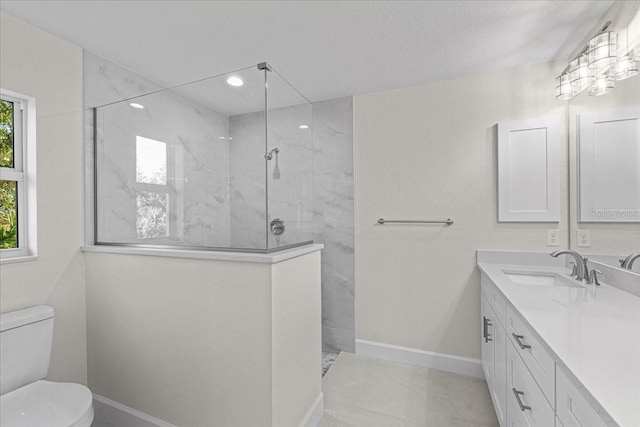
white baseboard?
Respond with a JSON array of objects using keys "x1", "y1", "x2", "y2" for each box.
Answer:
[
  {"x1": 298, "y1": 392, "x2": 324, "y2": 427},
  {"x1": 356, "y1": 339, "x2": 484, "y2": 379},
  {"x1": 92, "y1": 394, "x2": 177, "y2": 427},
  {"x1": 94, "y1": 392, "x2": 323, "y2": 427}
]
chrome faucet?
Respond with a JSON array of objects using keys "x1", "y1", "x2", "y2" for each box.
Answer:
[
  {"x1": 551, "y1": 250, "x2": 588, "y2": 282},
  {"x1": 620, "y1": 253, "x2": 640, "y2": 270}
]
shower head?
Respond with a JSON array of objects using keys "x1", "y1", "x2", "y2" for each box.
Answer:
[{"x1": 273, "y1": 154, "x2": 281, "y2": 179}]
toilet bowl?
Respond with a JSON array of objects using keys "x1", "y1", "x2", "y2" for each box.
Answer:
[
  {"x1": 0, "y1": 306, "x2": 95, "y2": 427},
  {"x1": 1, "y1": 380, "x2": 94, "y2": 427}
]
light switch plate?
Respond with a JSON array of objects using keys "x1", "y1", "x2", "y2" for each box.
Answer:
[
  {"x1": 547, "y1": 229, "x2": 560, "y2": 246},
  {"x1": 577, "y1": 229, "x2": 591, "y2": 247}
]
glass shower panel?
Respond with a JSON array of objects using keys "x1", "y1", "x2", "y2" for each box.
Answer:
[
  {"x1": 227, "y1": 67, "x2": 268, "y2": 250},
  {"x1": 95, "y1": 66, "x2": 268, "y2": 251},
  {"x1": 265, "y1": 70, "x2": 313, "y2": 250}
]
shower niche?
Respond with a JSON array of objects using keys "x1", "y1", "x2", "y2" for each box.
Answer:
[{"x1": 92, "y1": 62, "x2": 313, "y2": 253}]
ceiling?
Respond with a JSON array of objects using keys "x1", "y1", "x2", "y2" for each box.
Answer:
[{"x1": 0, "y1": 1, "x2": 613, "y2": 103}]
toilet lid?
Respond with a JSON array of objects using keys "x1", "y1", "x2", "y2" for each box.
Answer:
[{"x1": 0, "y1": 380, "x2": 94, "y2": 427}]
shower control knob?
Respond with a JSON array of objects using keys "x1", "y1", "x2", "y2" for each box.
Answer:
[{"x1": 270, "y1": 218, "x2": 285, "y2": 236}]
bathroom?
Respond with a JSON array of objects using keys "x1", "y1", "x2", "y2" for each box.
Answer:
[{"x1": 0, "y1": 1, "x2": 638, "y2": 426}]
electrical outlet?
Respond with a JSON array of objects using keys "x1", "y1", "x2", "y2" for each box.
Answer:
[
  {"x1": 577, "y1": 229, "x2": 591, "y2": 247},
  {"x1": 547, "y1": 229, "x2": 560, "y2": 246}
]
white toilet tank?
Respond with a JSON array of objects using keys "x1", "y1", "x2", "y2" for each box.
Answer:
[{"x1": 0, "y1": 305, "x2": 55, "y2": 396}]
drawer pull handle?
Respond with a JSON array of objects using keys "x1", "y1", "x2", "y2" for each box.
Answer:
[
  {"x1": 512, "y1": 387, "x2": 531, "y2": 412},
  {"x1": 483, "y1": 316, "x2": 492, "y2": 342},
  {"x1": 512, "y1": 333, "x2": 531, "y2": 350}
]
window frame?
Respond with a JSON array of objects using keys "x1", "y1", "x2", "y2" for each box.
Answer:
[
  {"x1": 134, "y1": 135, "x2": 172, "y2": 241},
  {"x1": 0, "y1": 88, "x2": 37, "y2": 262}
]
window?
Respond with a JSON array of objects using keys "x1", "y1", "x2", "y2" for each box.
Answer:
[
  {"x1": 135, "y1": 136, "x2": 169, "y2": 239},
  {"x1": 0, "y1": 89, "x2": 36, "y2": 261}
]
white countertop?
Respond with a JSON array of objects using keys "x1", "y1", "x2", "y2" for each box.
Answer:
[{"x1": 478, "y1": 262, "x2": 640, "y2": 427}]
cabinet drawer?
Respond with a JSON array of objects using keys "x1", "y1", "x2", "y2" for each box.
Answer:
[
  {"x1": 506, "y1": 306, "x2": 555, "y2": 408},
  {"x1": 556, "y1": 368, "x2": 608, "y2": 427},
  {"x1": 507, "y1": 341, "x2": 554, "y2": 427},
  {"x1": 506, "y1": 388, "x2": 528, "y2": 427},
  {"x1": 481, "y1": 273, "x2": 507, "y2": 326}
]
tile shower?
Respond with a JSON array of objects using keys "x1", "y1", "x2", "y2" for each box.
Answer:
[{"x1": 84, "y1": 52, "x2": 355, "y2": 353}]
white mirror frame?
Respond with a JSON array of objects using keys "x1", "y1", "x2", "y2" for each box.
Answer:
[{"x1": 577, "y1": 107, "x2": 640, "y2": 223}]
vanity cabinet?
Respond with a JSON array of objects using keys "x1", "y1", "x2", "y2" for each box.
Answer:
[{"x1": 480, "y1": 272, "x2": 612, "y2": 427}]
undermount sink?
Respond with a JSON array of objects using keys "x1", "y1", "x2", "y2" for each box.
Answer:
[{"x1": 503, "y1": 271, "x2": 584, "y2": 288}]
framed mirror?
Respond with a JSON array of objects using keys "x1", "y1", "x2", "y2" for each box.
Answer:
[
  {"x1": 577, "y1": 106, "x2": 640, "y2": 223},
  {"x1": 569, "y1": 71, "x2": 640, "y2": 272}
]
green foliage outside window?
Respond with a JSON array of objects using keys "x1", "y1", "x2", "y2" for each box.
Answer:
[{"x1": 0, "y1": 99, "x2": 17, "y2": 249}]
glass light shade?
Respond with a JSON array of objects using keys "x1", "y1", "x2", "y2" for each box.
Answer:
[
  {"x1": 588, "y1": 32, "x2": 618, "y2": 70},
  {"x1": 555, "y1": 73, "x2": 574, "y2": 100},
  {"x1": 609, "y1": 55, "x2": 639, "y2": 81},
  {"x1": 588, "y1": 76, "x2": 614, "y2": 96},
  {"x1": 569, "y1": 55, "x2": 594, "y2": 91}
]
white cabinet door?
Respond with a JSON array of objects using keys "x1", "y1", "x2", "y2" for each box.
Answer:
[
  {"x1": 481, "y1": 294, "x2": 495, "y2": 386},
  {"x1": 482, "y1": 293, "x2": 507, "y2": 426},
  {"x1": 556, "y1": 368, "x2": 608, "y2": 427},
  {"x1": 498, "y1": 117, "x2": 561, "y2": 222},
  {"x1": 493, "y1": 313, "x2": 507, "y2": 426}
]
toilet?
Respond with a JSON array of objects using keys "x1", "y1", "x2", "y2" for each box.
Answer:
[{"x1": 0, "y1": 305, "x2": 94, "y2": 427}]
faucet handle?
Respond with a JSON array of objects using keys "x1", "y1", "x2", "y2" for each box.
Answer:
[
  {"x1": 589, "y1": 269, "x2": 603, "y2": 286},
  {"x1": 568, "y1": 262, "x2": 577, "y2": 277}
]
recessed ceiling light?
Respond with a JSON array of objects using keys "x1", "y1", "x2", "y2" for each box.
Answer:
[
  {"x1": 226, "y1": 76, "x2": 244, "y2": 87},
  {"x1": 129, "y1": 103, "x2": 144, "y2": 109},
  {"x1": 299, "y1": 125, "x2": 309, "y2": 129},
  {"x1": 218, "y1": 136, "x2": 226, "y2": 140}
]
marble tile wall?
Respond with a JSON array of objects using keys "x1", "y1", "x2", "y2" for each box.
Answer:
[
  {"x1": 84, "y1": 52, "x2": 231, "y2": 247},
  {"x1": 229, "y1": 97, "x2": 355, "y2": 352},
  {"x1": 228, "y1": 103, "x2": 314, "y2": 250},
  {"x1": 227, "y1": 111, "x2": 268, "y2": 249},
  {"x1": 312, "y1": 98, "x2": 355, "y2": 353}
]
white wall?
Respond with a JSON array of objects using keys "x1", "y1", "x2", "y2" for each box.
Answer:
[
  {"x1": 86, "y1": 250, "x2": 322, "y2": 427},
  {"x1": 354, "y1": 61, "x2": 568, "y2": 360},
  {"x1": 271, "y1": 251, "x2": 322, "y2": 426},
  {"x1": 0, "y1": 12, "x2": 87, "y2": 384},
  {"x1": 85, "y1": 253, "x2": 273, "y2": 426}
]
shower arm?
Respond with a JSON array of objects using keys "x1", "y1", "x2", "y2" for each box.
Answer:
[{"x1": 265, "y1": 147, "x2": 280, "y2": 160}]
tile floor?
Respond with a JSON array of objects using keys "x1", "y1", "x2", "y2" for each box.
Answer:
[{"x1": 321, "y1": 352, "x2": 499, "y2": 426}]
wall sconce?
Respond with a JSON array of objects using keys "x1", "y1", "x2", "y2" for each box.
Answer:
[{"x1": 555, "y1": 21, "x2": 639, "y2": 100}]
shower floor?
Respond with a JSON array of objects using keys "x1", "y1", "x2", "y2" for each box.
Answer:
[{"x1": 322, "y1": 351, "x2": 339, "y2": 376}]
